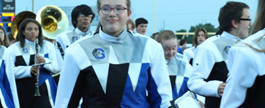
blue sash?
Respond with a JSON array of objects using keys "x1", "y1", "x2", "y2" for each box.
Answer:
[
  {"x1": 38, "y1": 54, "x2": 57, "y2": 104},
  {"x1": 0, "y1": 60, "x2": 15, "y2": 108}
]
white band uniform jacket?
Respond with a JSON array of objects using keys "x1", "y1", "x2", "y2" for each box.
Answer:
[
  {"x1": 167, "y1": 53, "x2": 192, "y2": 99},
  {"x1": 183, "y1": 46, "x2": 195, "y2": 65},
  {"x1": 56, "y1": 28, "x2": 94, "y2": 52},
  {"x1": 5, "y1": 39, "x2": 60, "y2": 108},
  {"x1": 55, "y1": 28, "x2": 94, "y2": 71},
  {"x1": 55, "y1": 28, "x2": 172, "y2": 108},
  {"x1": 0, "y1": 46, "x2": 19, "y2": 108},
  {"x1": 187, "y1": 31, "x2": 241, "y2": 108},
  {"x1": 0, "y1": 46, "x2": 5, "y2": 60},
  {"x1": 221, "y1": 29, "x2": 265, "y2": 108}
]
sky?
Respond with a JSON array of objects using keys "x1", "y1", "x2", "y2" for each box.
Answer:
[{"x1": 16, "y1": 0, "x2": 258, "y2": 36}]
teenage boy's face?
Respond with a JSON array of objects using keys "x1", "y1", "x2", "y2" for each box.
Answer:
[
  {"x1": 76, "y1": 13, "x2": 93, "y2": 32},
  {"x1": 237, "y1": 8, "x2": 251, "y2": 39},
  {"x1": 136, "y1": 23, "x2": 147, "y2": 35}
]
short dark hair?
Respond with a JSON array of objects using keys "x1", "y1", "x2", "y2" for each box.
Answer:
[
  {"x1": 71, "y1": 4, "x2": 95, "y2": 28},
  {"x1": 16, "y1": 18, "x2": 43, "y2": 48},
  {"x1": 179, "y1": 39, "x2": 186, "y2": 46},
  {"x1": 217, "y1": 1, "x2": 249, "y2": 35},
  {"x1": 135, "y1": 18, "x2": 148, "y2": 27}
]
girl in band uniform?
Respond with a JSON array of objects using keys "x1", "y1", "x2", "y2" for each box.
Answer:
[
  {"x1": 0, "y1": 26, "x2": 9, "y2": 47},
  {"x1": 5, "y1": 18, "x2": 59, "y2": 108},
  {"x1": 156, "y1": 30, "x2": 192, "y2": 99},
  {"x1": 0, "y1": 35, "x2": 19, "y2": 108},
  {"x1": 55, "y1": 0, "x2": 172, "y2": 107},
  {"x1": 183, "y1": 27, "x2": 208, "y2": 65}
]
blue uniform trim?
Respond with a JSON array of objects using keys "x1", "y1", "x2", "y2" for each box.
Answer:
[
  {"x1": 0, "y1": 60, "x2": 15, "y2": 108},
  {"x1": 120, "y1": 63, "x2": 151, "y2": 108},
  {"x1": 146, "y1": 64, "x2": 162, "y2": 108},
  {"x1": 39, "y1": 54, "x2": 57, "y2": 104},
  {"x1": 173, "y1": 77, "x2": 189, "y2": 99},
  {"x1": 38, "y1": 69, "x2": 57, "y2": 104},
  {"x1": 44, "y1": 53, "x2": 49, "y2": 58}
]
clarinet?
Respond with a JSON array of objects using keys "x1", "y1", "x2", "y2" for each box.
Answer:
[{"x1": 34, "y1": 38, "x2": 41, "y2": 96}]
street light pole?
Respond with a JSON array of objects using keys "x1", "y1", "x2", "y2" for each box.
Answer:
[
  {"x1": 153, "y1": 0, "x2": 156, "y2": 33},
  {"x1": 32, "y1": 0, "x2": 34, "y2": 12}
]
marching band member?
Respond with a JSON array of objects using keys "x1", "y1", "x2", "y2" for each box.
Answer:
[
  {"x1": 221, "y1": 0, "x2": 265, "y2": 107},
  {"x1": 187, "y1": 2, "x2": 250, "y2": 108},
  {"x1": 54, "y1": 5, "x2": 95, "y2": 83},
  {"x1": 0, "y1": 26, "x2": 9, "y2": 47},
  {"x1": 0, "y1": 38, "x2": 19, "y2": 108},
  {"x1": 135, "y1": 17, "x2": 148, "y2": 35},
  {"x1": 156, "y1": 30, "x2": 192, "y2": 99},
  {"x1": 183, "y1": 27, "x2": 208, "y2": 65},
  {"x1": 0, "y1": 37, "x2": 6, "y2": 59},
  {"x1": 5, "y1": 18, "x2": 59, "y2": 108},
  {"x1": 126, "y1": 19, "x2": 135, "y2": 33},
  {"x1": 56, "y1": 4, "x2": 95, "y2": 59},
  {"x1": 55, "y1": 0, "x2": 172, "y2": 107},
  {"x1": 156, "y1": 30, "x2": 206, "y2": 108}
]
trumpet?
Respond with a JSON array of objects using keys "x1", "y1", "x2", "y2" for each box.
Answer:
[{"x1": 34, "y1": 38, "x2": 41, "y2": 96}]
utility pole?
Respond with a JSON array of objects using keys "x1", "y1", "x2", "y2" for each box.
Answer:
[
  {"x1": 153, "y1": 0, "x2": 156, "y2": 33},
  {"x1": 32, "y1": 0, "x2": 34, "y2": 12}
]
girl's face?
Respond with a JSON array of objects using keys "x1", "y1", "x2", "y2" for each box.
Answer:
[
  {"x1": 197, "y1": 31, "x2": 206, "y2": 45},
  {"x1": 98, "y1": 0, "x2": 131, "y2": 36},
  {"x1": 23, "y1": 22, "x2": 39, "y2": 42}
]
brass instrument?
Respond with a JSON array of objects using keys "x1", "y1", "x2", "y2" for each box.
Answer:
[
  {"x1": 34, "y1": 38, "x2": 41, "y2": 96},
  {"x1": 36, "y1": 5, "x2": 69, "y2": 80},
  {"x1": 11, "y1": 11, "x2": 36, "y2": 39},
  {"x1": 36, "y1": 5, "x2": 69, "y2": 40}
]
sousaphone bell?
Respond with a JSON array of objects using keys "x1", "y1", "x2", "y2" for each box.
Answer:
[
  {"x1": 36, "y1": 5, "x2": 69, "y2": 40},
  {"x1": 11, "y1": 11, "x2": 36, "y2": 39}
]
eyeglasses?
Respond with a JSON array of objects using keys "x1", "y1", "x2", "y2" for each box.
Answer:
[
  {"x1": 239, "y1": 18, "x2": 251, "y2": 21},
  {"x1": 79, "y1": 14, "x2": 93, "y2": 18},
  {"x1": 99, "y1": 6, "x2": 128, "y2": 15}
]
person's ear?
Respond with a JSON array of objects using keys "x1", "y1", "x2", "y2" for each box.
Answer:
[{"x1": 231, "y1": 19, "x2": 238, "y2": 28}]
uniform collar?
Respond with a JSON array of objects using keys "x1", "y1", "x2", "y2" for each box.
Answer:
[
  {"x1": 25, "y1": 39, "x2": 35, "y2": 45},
  {"x1": 74, "y1": 28, "x2": 92, "y2": 36},
  {"x1": 221, "y1": 31, "x2": 242, "y2": 43},
  {"x1": 99, "y1": 27, "x2": 127, "y2": 44}
]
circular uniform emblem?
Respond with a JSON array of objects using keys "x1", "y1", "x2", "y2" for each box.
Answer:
[
  {"x1": 72, "y1": 36, "x2": 79, "y2": 43},
  {"x1": 92, "y1": 48, "x2": 105, "y2": 59},
  {"x1": 224, "y1": 46, "x2": 231, "y2": 54},
  {"x1": 22, "y1": 48, "x2": 29, "y2": 53}
]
